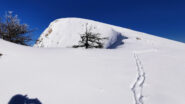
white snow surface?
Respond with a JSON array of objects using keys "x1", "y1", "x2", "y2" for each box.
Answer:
[{"x1": 0, "y1": 18, "x2": 185, "y2": 104}]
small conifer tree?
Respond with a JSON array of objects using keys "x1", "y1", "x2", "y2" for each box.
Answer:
[{"x1": 73, "y1": 24, "x2": 108, "y2": 49}]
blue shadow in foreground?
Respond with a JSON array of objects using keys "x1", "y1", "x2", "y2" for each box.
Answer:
[{"x1": 8, "y1": 94, "x2": 42, "y2": 104}]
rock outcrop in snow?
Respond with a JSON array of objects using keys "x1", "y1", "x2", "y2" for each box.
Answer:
[{"x1": 34, "y1": 18, "x2": 127, "y2": 48}]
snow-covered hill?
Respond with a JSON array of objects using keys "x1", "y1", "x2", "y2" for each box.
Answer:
[
  {"x1": 34, "y1": 18, "x2": 124, "y2": 48},
  {"x1": 0, "y1": 18, "x2": 185, "y2": 104}
]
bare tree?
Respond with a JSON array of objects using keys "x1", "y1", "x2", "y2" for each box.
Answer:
[
  {"x1": 0, "y1": 11, "x2": 33, "y2": 45},
  {"x1": 73, "y1": 24, "x2": 108, "y2": 49}
]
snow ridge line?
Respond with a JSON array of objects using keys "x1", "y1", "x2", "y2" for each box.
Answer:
[{"x1": 131, "y1": 52, "x2": 146, "y2": 104}]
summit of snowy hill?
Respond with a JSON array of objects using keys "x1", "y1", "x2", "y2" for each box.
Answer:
[
  {"x1": 34, "y1": 18, "x2": 127, "y2": 48},
  {"x1": 34, "y1": 18, "x2": 185, "y2": 49}
]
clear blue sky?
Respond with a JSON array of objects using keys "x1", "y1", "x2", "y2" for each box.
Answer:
[{"x1": 0, "y1": 0, "x2": 185, "y2": 44}]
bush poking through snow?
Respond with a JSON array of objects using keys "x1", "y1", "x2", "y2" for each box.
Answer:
[
  {"x1": 0, "y1": 11, "x2": 33, "y2": 46},
  {"x1": 73, "y1": 24, "x2": 108, "y2": 49}
]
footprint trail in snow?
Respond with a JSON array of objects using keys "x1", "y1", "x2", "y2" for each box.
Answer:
[{"x1": 131, "y1": 52, "x2": 146, "y2": 104}]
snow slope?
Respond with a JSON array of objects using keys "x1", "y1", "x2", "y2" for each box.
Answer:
[{"x1": 1, "y1": 18, "x2": 185, "y2": 104}]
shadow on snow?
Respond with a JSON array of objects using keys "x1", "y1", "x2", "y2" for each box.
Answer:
[{"x1": 107, "y1": 34, "x2": 128, "y2": 49}]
